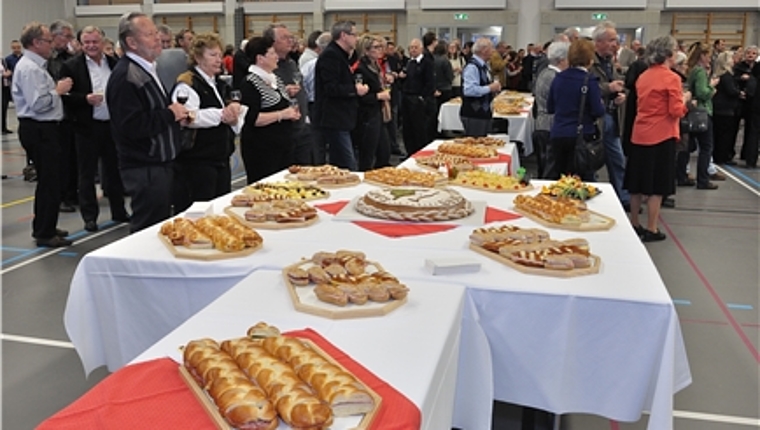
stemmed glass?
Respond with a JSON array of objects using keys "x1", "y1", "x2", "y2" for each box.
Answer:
[{"x1": 229, "y1": 90, "x2": 242, "y2": 103}]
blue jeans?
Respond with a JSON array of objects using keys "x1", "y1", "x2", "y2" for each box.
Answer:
[
  {"x1": 690, "y1": 116, "x2": 714, "y2": 187},
  {"x1": 320, "y1": 128, "x2": 357, "y2": 171},
  {"x1": 603, "y1": 113, "x2": 630, "y2": 205}
]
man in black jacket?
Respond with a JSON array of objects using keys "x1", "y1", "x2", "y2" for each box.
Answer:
[
  {"x1": 61, "y1": 25, "x2": 129, "y2": 233},
  {"x1": 401, "y1": 35, "x2": 435, "y2": 156},
  {"x1": 107, "y1": 12, "x2": 188, "y2": 233},
  {"x1": 312, "y1": 20, "x2": 368, "y2": 170}
]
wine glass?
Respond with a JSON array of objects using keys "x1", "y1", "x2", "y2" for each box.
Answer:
[
  {"x1": 176, "y1": 87, "x2": 189, "y2": 105},
  {"x1": 354, "y1": 73, "x2": 363, "y2": 85},
  {"x1": 292, "y1": 74, "x2": 301, "y2": 86},
  {"x1": 230, "y1": 90, "x2": 242, "y2": 103}
]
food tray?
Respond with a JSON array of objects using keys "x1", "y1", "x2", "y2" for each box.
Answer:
[
  {"x1": 513, "y1": 207, "x2": 616, "y2": 232},
  {"x1": 157, "y1": 233, "x2": 262, "y2": 260},
  {"x1": 469, "y1": 243, "x2": 601, "y2": 278},
  {"x1": 451, "y1": 181, "x2": 534, "y2": 193},
  {"x1": 283, "y1": 173, "x2": 362, "y2": 189},
  {"x1": 282, "y1": 260, "x2": 407, "y2": 319},
  {"x1": 224, "y1": 206, "x2": 320, "y2": 230},
  {"x1": 362, "y1": 177, "x2": 448, "y2": 188},
  {"x1": 179, "y1": 338, "x2": 382, "y2": 430}
]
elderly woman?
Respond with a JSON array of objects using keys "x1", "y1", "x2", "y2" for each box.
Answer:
[
  {"x1": 686, "y1": 42, "x2": 720, "y2": 189},
  {"x1": 546, "y1": 39, "x2": 605, "y2": 180},
  {"x1": 352, "y1": 34, "x2": 392, "y2": 171},
  {"x1": 170, "y1": 32, "x2": 242, "y2": 213},
  {"x1": 532, "y1": 41, "x2": 569, "y2": 178},
  {"x1": 712, "y1": 51, "x2": 742, "y2": 165},
  {"x1": 240, "y1": 36, "x2": 301, "y2": 184},
  {"x1": 626, "y1": 36, "x2": 690, "y2": 242}
]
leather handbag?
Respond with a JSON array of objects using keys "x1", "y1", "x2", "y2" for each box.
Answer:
[
  {"x1": 681, "y1": 106, "x2": 709, "y2": 134},
  {"x1": 381, "y1": 100, "x2": 392, "y2": 123},
  {"x1": 574, "y1": 73, "x2": 606, "y2": 173}
]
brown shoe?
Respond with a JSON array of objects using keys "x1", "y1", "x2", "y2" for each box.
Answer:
[
  {"x1": 709, "y1": 172, "x2": 726, "y2": 181},
  {"x1": 36, "y1": 236, "x2": 73, "y2": 247},
  {"x1": 697, "y1": 182, "x2": 719, "y2": 190}
]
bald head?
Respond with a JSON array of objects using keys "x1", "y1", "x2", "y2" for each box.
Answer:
[{"x1": 408, "y1": 38, "x2": 422, "y2": 58}]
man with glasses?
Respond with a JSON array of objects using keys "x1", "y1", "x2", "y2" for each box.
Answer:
[
  {"x1": 312, "y1": 20, "x2": 368, "y2": 170},
  {"x1": 107, "y1": 12, "x2": 188, "y2": 233},
  {"x1": 11, "y1": 22, "x2": 74, "y2": 247}
]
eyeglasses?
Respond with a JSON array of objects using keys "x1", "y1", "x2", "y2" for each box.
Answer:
[
  {"x1": 345, "y1": 32, "x2": 357, "y2": 37},
  {"x1": 370, "y1": 45, "x2": 383, "y2": 50},
  {"x1": 37, "y1": 38, "x2": 53, "y2": 44}
]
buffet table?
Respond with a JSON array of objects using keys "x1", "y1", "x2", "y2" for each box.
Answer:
[
  {"x1": 437, "y1": 94, "x2": 535, "y2": 155},
  {"x1": 64, "y1": 160, "x2": 690, "y2": 429}
]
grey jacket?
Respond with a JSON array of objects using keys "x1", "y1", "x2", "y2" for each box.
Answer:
[{"x1": 533, "y1": 65, "x2": 559, "y2": 131}]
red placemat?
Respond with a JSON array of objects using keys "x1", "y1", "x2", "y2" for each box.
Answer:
[
  {"x1": 38, "y1": 331, "x2": 421, "y2": 430},
  {"x1": 285, "y1": 328, "x2": 421, "y2": 430}
]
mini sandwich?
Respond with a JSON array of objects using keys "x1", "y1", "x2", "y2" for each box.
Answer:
[
  {"x1": 287, "y1": 267, "x2": 310, "y2": 286},
  {"x1": 231, "y1": 194, "x2": 252, "y2": 207},
  {"x1": 246, "y1": 322, "x2": 281, "y2": 339}
]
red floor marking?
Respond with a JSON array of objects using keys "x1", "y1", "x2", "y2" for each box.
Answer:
[
  {"x1": 660, "y1": 217, "x2": 760, "y2": 364},
  {"x1": 610, "y1": 420, "x2": 620, "y2": 430},
  {"x1": 17, "y1": 214, "x2": 33, "y2": 222},
  {"x1": 662, "y1": 222, "x2": 760, "y2": 230},
  {"x1": 680, "y1": 318, "x2": 730, "y2": 326}
]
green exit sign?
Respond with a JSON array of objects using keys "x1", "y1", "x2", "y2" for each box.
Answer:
[
  {"x1": 592, "y1": 12, "x2": 608, "y2": 20},
  {"x1": 454, "y1": 13, "x2": 469, "y2": 20}
]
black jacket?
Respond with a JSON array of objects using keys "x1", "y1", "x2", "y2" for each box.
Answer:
[
  {"x1": 402, "y1": 51, "x2": 435, "y2": 97},
  {"x1": 60, "y1": 53, "x2": 118, "y2": 135},
  {"x1": 712, "y1": 72, "x2": 742, "y2": 116},
  {"x1": 356, "y1": 57, "x2": 384, "y2": 121},
  {"x1": 313, "y1": 41, "x2": 359, "y2": 131},
  {"x1": 106, "y1": 56, "x2": 181, "y2": 168}
]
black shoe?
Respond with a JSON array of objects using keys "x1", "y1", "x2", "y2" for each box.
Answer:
[
  {"x1": 662, "y1": 197, "x2": 675, "y2": 208},
  {"x1": 632, "y1": 224, "x2": 646, "y2": 237},
  {"x1": 22, "y1": 166, "x2": 37, "y2": 182},
  {"x1": 623, "y1": 203, "x2": 643, "y2": 214},
  {"x1": 642, "y1": 229, "x2": 667, "y2": 242},
  {"x1": 724, "y1": 160, "x2": 737, "y2": 166},
  {"x1": 36, "y1": 236, "x2": 73, "y2": 247},
  {"x1": 59, "y1": 203, "x2": 76, "y2": 213},
  {"x1": 744, "y1": 164, "x2": 757, "y2": 169},
  {"x1": 697, "y1": 182, "x2": 718, "y2": 190},
  {"x1": 1, "y1": 129, "x2": 12, "y2": 135},
  {"x1": 84, "y1": 221, "x2": 99, "y2": 232},
  {"x1": 677, "y1": 179, "x2": 696, "y2": 186},
  {"x1": 32, "y1": 228, "x2": 69, "y2": 239},
  {"x1": 112, "y1": 214, "x2": 131, "y2": 223}
]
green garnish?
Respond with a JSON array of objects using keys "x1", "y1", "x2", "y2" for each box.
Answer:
[{"x1": 390, "y1": 189, "x2": 417, "y2": 199}]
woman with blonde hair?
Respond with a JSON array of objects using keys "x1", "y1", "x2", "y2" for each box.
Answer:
[
  {"x1": 712, "y1": 51, "x2": 742, "y2": 165},
  {"x1": 352, "y1": 34, "x2": 392, "y2": 170},
  {"x1": 686, "y1": 42, "x2": 720, "y2": 189}
]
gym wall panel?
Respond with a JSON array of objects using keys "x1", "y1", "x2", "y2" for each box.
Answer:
[{"x1": 2, "y1": 0, "x2": 66, "y2": 48}]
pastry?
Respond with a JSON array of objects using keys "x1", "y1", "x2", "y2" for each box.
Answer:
[
  {"x1": 287, "y1": 267, "x2": 310, "y2": 286},
  {"x1": 313, "y1": 284, "x2": 348, "y2": 306},
  {"x1": 437, "y1": 142, "x2": 498, "y2": 159},
  {"x1": 355, "y1": 186, "x2": 474, "y2": 222},
  {"x1": 307, "y1": 266, "x2": 331, "y2": 284},
  {"x1": 364, "y1": 167, "x2": 446, "y2": 188},
  {"x1": 324, "y1": 263, "x2": 347, "y2": 278},
  {"x1": 246, "y1": 322, "x2": 282, "y2": 339}
]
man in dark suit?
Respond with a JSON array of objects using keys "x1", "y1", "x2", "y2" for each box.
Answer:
[
  {"x1": 400, "y1": 35, "x2": 435, "y2": 156},
  {"x1": 107, "y1": 12, "x2": 188, "y2": 233},
  {"x1": 312, "y1": 20, "x2": 368, "y2": 170},
  {"x1": 61, "y1": 25, "x2": 129, "y2": 233}
]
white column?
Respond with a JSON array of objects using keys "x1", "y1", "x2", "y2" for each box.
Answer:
[
  {"x1": 515, "y1": 0, "x2": 540, "y2": 49},
  {"x1": 224, "y1": 0, "x2": 237, "y2": 47}
]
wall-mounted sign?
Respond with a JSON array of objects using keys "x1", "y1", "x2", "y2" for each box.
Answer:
[{"x1": 591, "y1": 12, "x2": 608, "y2": 20}]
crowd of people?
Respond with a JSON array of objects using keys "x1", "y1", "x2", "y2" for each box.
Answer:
[{"x1": 1, "y1": 14, "x2": 757, "y2": 247}]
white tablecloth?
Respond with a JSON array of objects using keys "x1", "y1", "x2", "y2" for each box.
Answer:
[
  {"x1": 131, "y1": 270, "x2": 484, "y2": 430},
  {"x1": 401, "y1": 137, "x2": 520, "y2": 177},
  {"x1": 65, "y1": 170, "x2": 690, "y2": 430},
  {"x1": 438, "y1": 97, "x2": 535, "y2": 156}
]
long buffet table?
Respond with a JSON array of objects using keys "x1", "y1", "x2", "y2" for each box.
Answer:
[
  {"x1": 438, "y1": 93, "x2": 535, "y2": 155},
  {"x1": 63, "y1": 140, "x2": 690, "y2": 429}
]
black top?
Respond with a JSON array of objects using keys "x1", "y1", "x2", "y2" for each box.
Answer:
[
  {"x1": 712, "y1": 72, "x2": 742, "y2": 116},
  {"x1": 402, "y1": 51, "x2": 435, "y2": 97},
  {"x1": 60, "y1": 53, "x2": 118, "y2": 134},
  {"x1": 313, "y1": 41, "x2": 359, "y2": 131},
  {"x1": 434, "y1": 54, "x2": 453, "y2": 92},
  {"x1": 356, "y1": 56, "x2": 384, "y2": 121},
  {"x1": 232, "y1": 49, "x2": 250, "y2": 90}
]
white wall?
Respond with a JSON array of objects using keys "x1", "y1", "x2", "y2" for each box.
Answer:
[{"x1": 2, "y1": 0, "x2": 67, "y2": 52}]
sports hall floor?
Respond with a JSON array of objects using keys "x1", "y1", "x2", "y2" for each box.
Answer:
[{"x1": 1, "y1": 109, "x2": 758, "y2": 430}]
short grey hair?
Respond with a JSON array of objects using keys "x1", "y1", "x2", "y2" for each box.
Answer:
[
  {"x1": 316, "y1": 32, "x2": 332, "y2": 51},
  {"x1": 264, "y1": 23, "x2": 288, "y2": 40},
  {"x1": 592, "y1": 21, "x2": 616, "y2": 42},
  {"x1": 547, "y1": 41, "x2": 570, "y2": 65},
  {"x1": 563, "y1": 27, "x2": 580, "y2": 40},
  {"x1": 49, "y1": 20, "x2": 74, "y2": 36},
  {"x1": 471, "y1": 37, "x2": 493, "y2": 55},
  {"x1": 19, "y1": 21, "x2": 47, "y2": 49},
  {"x1": 331, "y1": 20, "x2": 355, "y2": 42},
  {"x1": 645, "y1": 35, "x2": 676, "y2": 65},
  {"x1": 118, "y1": 11, "x2": 147, "y2": 51},
  {"x1": 746, "y1": 45, "x2": 759, "y2": 55},
  {"x1": 79, "y1": 25, "x2": 104, "y2": 40},
  {"x1": 157, "y1": 24, "x2": 172, "y2": 36}
]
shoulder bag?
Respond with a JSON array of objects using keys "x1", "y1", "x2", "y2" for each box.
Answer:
[{"x1": 574, "y1": 73, "x2": 606, "y2": 173}]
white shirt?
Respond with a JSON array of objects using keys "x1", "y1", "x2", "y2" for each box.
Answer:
[
  {"x1": 11, "y1": 50, "x2": 64, "y2": 121},
  {"x1": 85, "y1": 54, "x2": 111, "y2": 121},
  {"x1": 170, "y1": 66, "x2": 246, "y2": 134},
  {"x1": 126, "y1": 52, "x2": 165, "y2": 95},
  {"x1": 300, "y1": 57, "x2": 317, "y2": 103}
]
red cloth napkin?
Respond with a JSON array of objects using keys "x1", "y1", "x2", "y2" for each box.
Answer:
[
  {"x1": 285, "y1": 329, "x2": 421, "y2": 430},
  {"x1": 38, "y1": 331, "x2": 422, "y2": 430},
  {"x1": 485, "y1": 206, "x2": 522, "y2": 223}
]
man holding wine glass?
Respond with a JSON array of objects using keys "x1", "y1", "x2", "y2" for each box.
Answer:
[{"x1": 169, "y1": 32, "x2": 244, "y2": 214}]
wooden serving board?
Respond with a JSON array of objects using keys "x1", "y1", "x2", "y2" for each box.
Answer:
[
  {"x1": 282, "y1": 260, "x2": 408, "y2": 319},
  {"x1": 178, "y1": 338, "x2": 382, "y2": 430},
  {"x1": 512, "y1": 207, "x2": 616, "y2": 232},
  {"x1": 158, "y1": 233, "x2": 262, "y2": 260},
  {"x1": 283, "y1": 174, "x2": 362, "y2": 189},
  {"x1": 469, "y1": 243, "x2": 602, "y2": 278},
  {"x1": 240, "y1": 188, "x2": 331, "y2": 202},
  {"x1": 436, "y1": 152, "x2": 501, "y2": 162},
  {"x1": 224, "y1": 206, "x2": 320, "y2": 230},
  {"x1": 362, "y1": 177, "x2": 448, "y2": 188},
  {"x1": 451, "y1": 182, "x2": 533, "y2": 193}
]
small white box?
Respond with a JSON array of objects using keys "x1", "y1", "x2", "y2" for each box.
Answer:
[
  {"x1": 184, "y1": 201, "x2": 214, "y2": 220},
  {"x1": 425, "y1": 258, "x2": 482, "y2": 275}
]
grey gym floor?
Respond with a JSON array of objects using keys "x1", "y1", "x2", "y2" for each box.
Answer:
[{"x1": 2, "y1": 109, "x2": 758, "y2": 430}]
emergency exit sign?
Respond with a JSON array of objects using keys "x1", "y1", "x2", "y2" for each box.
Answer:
[
  {"x1": 454, "y1": 13, "x2": 469, "y2": 20},
  {"x1": 591, "y1": 12, "x2": 608, "y2": 20}
]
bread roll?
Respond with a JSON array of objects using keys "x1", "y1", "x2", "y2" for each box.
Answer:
[{"x1": 314, "y1": 284, "x2": 348, "y2": 306}]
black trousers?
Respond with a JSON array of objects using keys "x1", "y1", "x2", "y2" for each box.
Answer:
[
  {"x1": 18, "y1": 119, "x2": 62, "y2": 239},
  {"x1": 120, "y1": 164, "x2": 173, "y2": 233},
  {"x1": 172, "y1": 160, "x2": 231, "y2": 214},
  {"x1": 353, "y1": 109, "x2": 388, "y2": 171},
  {"x1": 402, "y1": 94, "x2": 430, "y2": 156},
  {"x1": 712, "y1": 114, "x2": 739, "y2": 164},
  {"x1": 1, "y1": 85, "x2": 10, "y2": 131},
  {"x1": 545, "y1": 136, "x2": 595, "y2": 181},
  {"x1": 291, "y1": 123, "x2": 315, "y2": 165},
  {"x1": 59, "y1": 120, "x2": 78, "y2": 205},
  {"x1": 76, "y1": 121, "x2": 128, "y2": 224},
  {"x1": 740, "y1": 106, "x2": 759, "y2": 167},
  {"x1": 532, "y1": 130, "x2": 550, "y2": 179}
]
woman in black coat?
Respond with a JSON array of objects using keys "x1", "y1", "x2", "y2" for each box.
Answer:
[{"x1": 711, "y1": 51, "x2": 742, "y2": 165}]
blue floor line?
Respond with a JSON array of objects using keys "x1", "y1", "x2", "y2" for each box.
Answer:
[
  {"x1": 232, "y1": 171, "x2": 246, "y2": 180},
  {"x1": 1, "y1": 248, "x2": 45, "y2": 265},
  {"x1": 58, "y1": 252, "x2": 78, "y2": 257},
  {"x1": 672, "y1": 299, "x2": 692, "y2": 306},
  {"x1": 727, "y1": 303, "x2": 754, "y2": 310},
  {"x1": 1, "y1": 246, "x2": 35, "y2": 252},
  {"x1": 723, "y1": 165, "x2": 760, "y2": 188}
]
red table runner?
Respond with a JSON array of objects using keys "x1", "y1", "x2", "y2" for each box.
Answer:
[{"x1": 37, "y1": 330, "x2": 421, "y2": 430}]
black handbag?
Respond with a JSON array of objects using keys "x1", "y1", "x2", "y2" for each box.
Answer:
[
  {"x1": 681, "y1": 106, "x2": 709, "y2": 134},
  {"x1": 574, "y1": 73, "x2": 606, "y2": 173}
]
